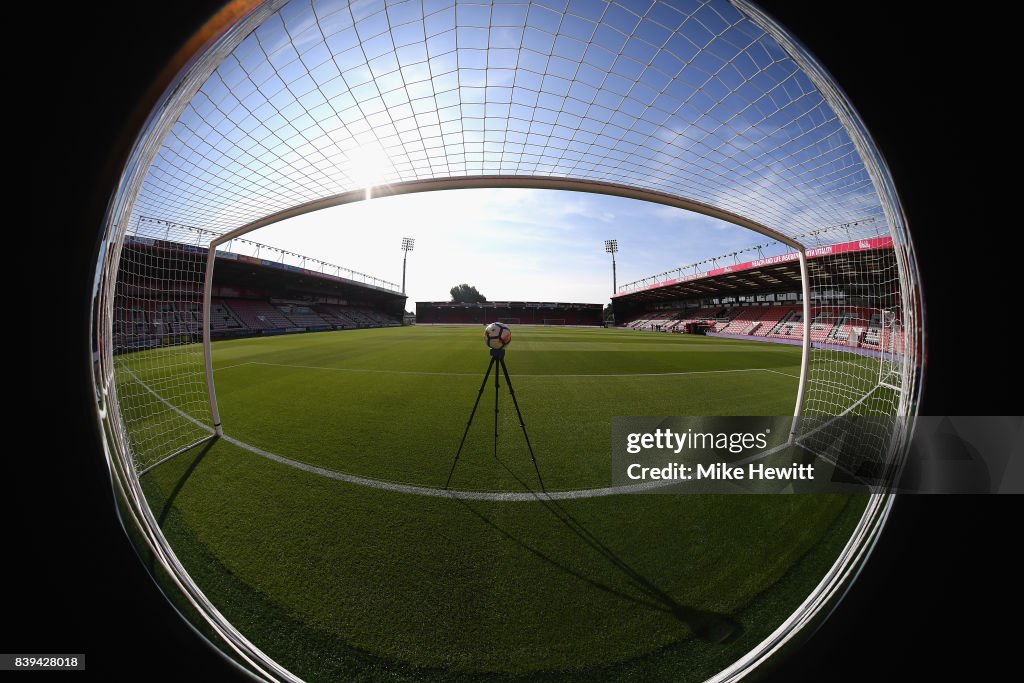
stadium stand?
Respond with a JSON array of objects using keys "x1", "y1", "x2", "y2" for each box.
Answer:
[
  {"x1": 344, "y1": 309, "x2": 376, "y2": 326},
  {"x1": 273, "y1": 301, "x2": 331, "y2": 329},
  {"x1": 719, "y1": 307, "x2": 776, "y2": 335},
  {"x1": 750, "y1": 306, "x2": 797, "y2": 337},
  {"x1": 361, "y1": 309, "x2": 402, "y2": 326},
  {"x1": 314, "y1": 303, "x2": 356, "y2": 328},
  {"x1": 626, "y1": 310, "x2": 676, "y2": 331},
  {"x1": 210, "y1": 299, "x2": 245, "y2": 332},
  {"x1": 616, "y1": 302, "x2": 907, "y2": 354},
  {"x1": 223, "y1": 298, "x2": 293, "y2": 330},
  {"x1": 206, "y1": 299, "x2": 403, "y2": 337},
  {"x1": 112, "y1": 236, "x2": 405, "y2": 352},
  {"x1": 416, "y1": 302, "x2": 602, "y2": 326},
  {"x1": 809, "y1": 308, "x2": 840, "y2": 342},
  {"x1": 612, "y1": 238, "x2": 904, "y2": 355}
]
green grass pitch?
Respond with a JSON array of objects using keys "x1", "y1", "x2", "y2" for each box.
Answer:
[{"x1": 129, "y1": 326, "x2": 868, "y2": 680}]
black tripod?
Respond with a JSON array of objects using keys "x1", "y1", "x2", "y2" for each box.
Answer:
[{"x1": 446, "y1": 347, "x2": 544, "y2": 491}]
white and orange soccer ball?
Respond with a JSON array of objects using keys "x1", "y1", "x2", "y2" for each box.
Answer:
[{"x1": 484, "y1": 322, "x2": 512, "y2": 350}]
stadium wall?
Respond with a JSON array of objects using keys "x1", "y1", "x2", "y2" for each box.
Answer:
[{"x1": 416, "y1": 302, "x2": 603, "y2": 326}]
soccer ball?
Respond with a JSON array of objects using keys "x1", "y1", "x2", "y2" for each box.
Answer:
[{"x1": 484, "y1": 322, "x2": 512, "y2": 349}]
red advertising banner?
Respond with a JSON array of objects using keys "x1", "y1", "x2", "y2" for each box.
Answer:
[{"x1": 614, "y1": 237, "x2": 893, "y2": 297}]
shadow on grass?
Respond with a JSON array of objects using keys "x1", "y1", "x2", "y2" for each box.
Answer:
[
  {"x1": 451, "y1": 453, "x2": 742, "y2": 645},
  {"x1": 157, "y1": 437, "x2": 218, "y2": 530}
]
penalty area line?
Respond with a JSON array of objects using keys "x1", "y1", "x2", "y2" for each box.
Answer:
[
  {"x1": 122, "y1": 365, "x2": 683, "y2": 500},
  {"x1": 216, "y1": 433, "x2": 681, "y2": 501},
  {"x1": 122, "y1": 363, "x2": 809, "y2": 502}
]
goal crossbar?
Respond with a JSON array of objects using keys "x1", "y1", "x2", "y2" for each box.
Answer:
[{"x1": 201, "y1": 176, "x2": 811, "y2": 439}]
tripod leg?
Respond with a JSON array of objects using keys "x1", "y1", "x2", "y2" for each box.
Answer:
[
  {"x1": 494, "y1": 356, "x2": 500, "y2": 460},
  {"x1": 446, "y1": 358, "x2": 495, "y2": 489},
  {"x1": 499, "y1": 358, "x2": 545, "y2": 491}
]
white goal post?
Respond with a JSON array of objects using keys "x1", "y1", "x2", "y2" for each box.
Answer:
[
  {"x1": 878, "y1": 309, "x2": 902, "y2": 390},
  {"x1": 196, "y1": 177, "x2": 813, "y2": 445}
]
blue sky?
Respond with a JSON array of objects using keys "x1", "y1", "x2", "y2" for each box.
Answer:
[
  {"x1": 246, "y1": 187, "x2": 790, "y2": 307},
  {"x1": 137, "y1": 0, "x2": 884, "y2": 263}
]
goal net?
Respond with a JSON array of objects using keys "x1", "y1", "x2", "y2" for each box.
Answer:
[
  {"x1": 543, "y1": 319, "x2": 566, "y2": 326},
  {"x1": 795, "y1": 237, "x2": 910, "y2": 481},
  {"x1": 111, "y1": 218, "x2": 215, "y2": 472},
  {"x1": 90, "y1": 0, "x2": 924, "y2": 678},
  {"x1": 877, "y1": 309, "x2": 903, "y2": 390},
  {"x1": 95, "y1": 0, "x2": 920, "y2": 484}
]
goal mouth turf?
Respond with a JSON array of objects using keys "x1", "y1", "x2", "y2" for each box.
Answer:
[{"x1": 131, "y1": 326, "x2": 869, "y2": 680}]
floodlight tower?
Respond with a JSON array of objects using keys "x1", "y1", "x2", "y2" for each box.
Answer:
[
  {"x1": 604, "y1": 239, "x2": 618, "y2": 294},
  {"x1": 400, "y1": 237, "x2": 415, "y2": 294}
]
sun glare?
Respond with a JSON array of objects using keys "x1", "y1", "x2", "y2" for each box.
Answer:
[{"x1": 345, "y1": 143, "x2": 392, "y2": 199}]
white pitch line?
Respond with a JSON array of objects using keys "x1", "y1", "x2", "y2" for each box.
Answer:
[
  {"x1": 124, "y1": 363, "x2": 804, "y2": 502},
  {"x1": 239, "y1": 361, "x2": 801, "y2": 379},
  {"x1": 122, "y1": 366, "x2": 214, "y2": 434},
  {"x1": 121, "y1": 366, "x2": 688, "y2": 500},
  {"x1": 757, "y1": 368, "x2": 800, "y2": 379},
  {"x1": 214, "y1": 361, "x2": 257, "y2": 372},
  {"x1": 217, "y1": 433, "x2": 680, "y2": 501}
]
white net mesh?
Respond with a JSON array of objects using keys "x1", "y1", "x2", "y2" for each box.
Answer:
[
  {"x1": 616, "y1": 223, "x2": 909, "y2": 475},
  {"x1": 131, "y1": 0, "x2": 884, "y2": 238},
  {"x1": 797, "y1": 229, "x2": 907, "y2": 479},
  {"x1": 113, "y1": 219, "x2": 214, "y2": 471},
  {"x1": 102, "y1": 0, "x2": 919, "y2": 475}
]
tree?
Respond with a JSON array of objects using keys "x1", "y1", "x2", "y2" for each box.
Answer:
[{"x1": 450, "y1": 283, "x2": 487, "y2": 303}]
